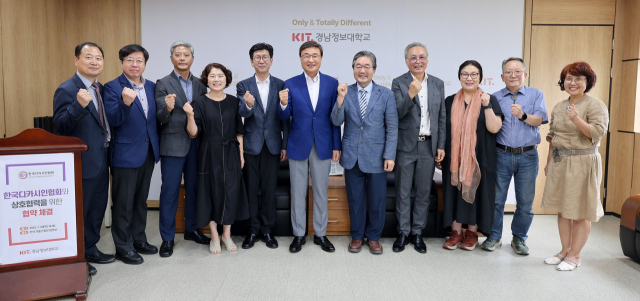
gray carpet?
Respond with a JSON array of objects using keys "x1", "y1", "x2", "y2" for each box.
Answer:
[{"x1": 49, "y1": 212, "x2": 640, "y2": 300}]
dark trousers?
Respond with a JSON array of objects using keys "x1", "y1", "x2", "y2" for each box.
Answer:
[
  {"x1": 243, "y1": 143, "x2": 279, "y2": 234},
  {"x1": 82, "y1": 151, "x2": 110, "y2": 255},
  {"x1": 159, "y1": 138, "x2": 198, "y2": 241},
  {"x1": 344, "y1": 161, "x2": 387, "y2": 241},
  {"x1": 111, "y1": 144, "x2": 155, "y2": 253}
]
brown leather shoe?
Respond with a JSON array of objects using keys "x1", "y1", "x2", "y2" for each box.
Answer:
[
  {"x1": 367, "y1": 240, "x2": 383, "y2": 254},
  {"x1": 460, "y1": 230, "x2": 479, "y2": 251},
  {"x1": 348, "y1": 239, "x2": 363, "y2": 253},
  {"x1": 443, "y1": 231, "x2": 463, "y2": 250}
]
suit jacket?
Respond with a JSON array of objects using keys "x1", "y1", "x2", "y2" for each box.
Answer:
[
  {"x1": 155, "y1": 71, "x2": 207, "y2": 157},
  {"x1": 53, "y1": 73, "x2": 109, "y2": 179},
  {"x1": 104, "y1": 73, "x2": 160, "y2": 168},
  {"x1": 391, "y1": 71, "x2": 445, "y2": 154},
  {"x1": 237, "y1": 75, "x2": 290, "y2": 156},
  {"x1": 277, "y1": 72, "x2": 341, "y2": 161},
  {"x1": 331, "y1": 82, "x2": 398, "y2": 173}
]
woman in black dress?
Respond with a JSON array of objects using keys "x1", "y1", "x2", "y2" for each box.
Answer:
[
  {"x1": 185, "y1": 63, "x2": 249, "y2": 254},
  {"x1": 441, "y1": 60, "x2": 503, "y2": 251}
]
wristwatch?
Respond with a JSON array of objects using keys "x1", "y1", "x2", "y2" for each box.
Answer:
[
  {"x1": 483, "y1": 102, "x2": 492, "y2": 110},
  {"x1": 519, "y1": 112, "x2": 528, "y2": 121}
]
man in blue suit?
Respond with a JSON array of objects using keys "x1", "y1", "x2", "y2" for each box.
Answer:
[
  {"x1": 331, "y1": 51, "x2": 398, "y2": 254},
  {"x1": 104, "y1": 44, "x2": 160, "y2": 265},
  {"x1": 53, "y1": 42, "x2": 114, "y2": 276},
  {"x1": 278, "y1": 41, "x2": 341, "y2": 253},
  {"x1": 237, "y1": 43, "x2": 289, "y2": 249}
]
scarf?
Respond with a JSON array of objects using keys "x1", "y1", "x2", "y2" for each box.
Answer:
[{"x1": 450, "y1": 88, "x2": 483, "y2": 204}]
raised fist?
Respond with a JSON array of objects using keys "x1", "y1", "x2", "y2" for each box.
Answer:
[
  {"x1": 244, "y1": 91, "x2": 255, "y2": 108},
  {"x1": 77, "y1": 89, "x2": 92, "y2": 108},
  {"x1": 183, "y1": 102, "x2": 194, "y2": 117},
  {"x1": 481, "y1": 92, "x2": 490, "y2": 106},
  {"x1": 409, "y1": 77, "x2": 422, "y2": 98},
  {"x1": 279, "y1": 88, "x2": 289, "y2": 106},
  {"x1": 567, "y1": 104, "x2": 579, "y2": 121},
  {"x1": 165, "y1": 94, "x2": 176, "y2": 112},
  {"x1": 122, "y1": 87, "x2": 137, "y2": 106},
  {"x1": 336, "y1": 83, "x2": 348, "y2": 107}
]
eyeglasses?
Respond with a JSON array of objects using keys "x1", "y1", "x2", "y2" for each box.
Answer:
[
  {"x1": 460, "y1": 72, "x2": 479, "y2": 79},
  {"x1": 301, "y1": 54, "x2": 321, "y2": 60},
  {"x1": 504, "y1": 70, "x2": 523, "y2": 76},
  {"x1": 354, "y1": 64, "x2": 372, "y2": 71},
  {"x1": 409, "y1": 56, "x2": 427, "y2": 63},
  {"x1": 124, "y1": 58, "x2": 145, "y2": 65},
  {"x1": 253, "y1": 55, "x2": 271, "y2": 62},
  {"x1": 564, "y1": 77, "x2": 586, "y2": 84}
]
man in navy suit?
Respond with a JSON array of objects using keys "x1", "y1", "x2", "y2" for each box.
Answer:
[
  {"x1": 278, "y1": 41, "x2": 341, "y2": 253},
  {"x1": 237, "y1": 43, "x2": 289, "y2": 249},
  {"x1": 331, "y1": 51, "x2": 398, "y2": 254},
  {"x1": 104, "y1": 44, "x2": 160, "y2": 265},
  {"x1": 53, "y1": 42, "x2": 114, "y2": 275}
]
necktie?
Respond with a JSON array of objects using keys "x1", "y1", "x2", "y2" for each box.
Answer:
[
  {"x1": 359, "y1": 90, "x2": 368, "y2": 119},
  {"x1": 91, "y1": 82, "x2": 108, "y2": 145}
]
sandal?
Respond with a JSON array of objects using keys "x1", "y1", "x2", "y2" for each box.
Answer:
[
  {"x1": 210, "y1": 240, "x2": 221, "y2": 254},
  {"x1": 221, "y1": 237, "x2": 237, "y2": 252},
  {"x1": 556, "y1": 257, "x2": 581, "y2": 271},
  {"x1": 544, "y1": 253, "x2": 566, "y2": 265}
]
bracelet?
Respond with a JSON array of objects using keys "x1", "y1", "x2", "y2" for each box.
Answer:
[{"x1": 483, "y1": 102, "x2": 492, "y2": 109}]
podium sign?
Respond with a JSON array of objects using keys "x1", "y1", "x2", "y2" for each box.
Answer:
[{"x1": 0, "y1": 153, "x2": 77, "y2": 265}]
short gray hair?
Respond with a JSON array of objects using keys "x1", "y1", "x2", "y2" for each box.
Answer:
[
  {"x1": 170, "y1": 41, "x2": 194, "y2": 56},
  {"x1": 352, "y1": 51, "x2": 377, "y2": 69},
  {"x1": 404, "y1": 42, "x2": 428, "y2": 60},
  {"x1": 501, "y1": 57, "x2": 526, "y2": 72}
]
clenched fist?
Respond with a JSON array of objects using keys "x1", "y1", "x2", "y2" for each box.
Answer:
[
  {"x1": 244, "y1": 91, "x2": 255, "y2": 108},
  {"x1": 279, "y1": 88, "x2": 289, "y2": 106},
  {"x1": 566, "y1": 104, "x2": 578, "y2": 121},
  {"x1": 510, "y1": 104, "x2": 523, "y2": 119},
  {"x1": 122, "y1": 87, "x2": 137, "y2": 106},
  {"x1": 408, "y1": 77, "x2": 422, "y2": 99},
  {"x1": 481, "y1": 92, "x2": 490, "y2": 106},
  {"x1": 77, "y1": 89, "x2": 93, "y2": 108},
  {"x1": 165, "y1": 94, "x2": 176, "y2": 112},
  {"x1": 183, "y1": 102, "x2": 194, "y2": 117},
  {"x1": 336, "y1": 83, "x2": 348, "y2": 107}
]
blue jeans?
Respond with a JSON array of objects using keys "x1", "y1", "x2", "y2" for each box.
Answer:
[{"x1": 489, "y1": 147, "x2": 539, "y2": 241}]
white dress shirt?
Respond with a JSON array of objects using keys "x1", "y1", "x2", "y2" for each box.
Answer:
[
  {"x1": 413, "y1": 73, "x2": 431, "y2": 135},
  {"x1": 305, "y1": 72, "x2": 320, "y2": 111},
  {"x1": 247, "y1": 74, "x2": 270, "y2": 114}
]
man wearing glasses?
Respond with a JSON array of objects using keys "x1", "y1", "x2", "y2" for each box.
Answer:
[
  {"x1": 278, "y1": 41, "x2": 341, "y2": 253},
  {"x1": 237, "y1": 43, "x2": 289, "y2": 249},
  {"x1": 391, "y1": 42, "x2": 445, "y2": 254},
  {"x1": 481, "y1": 57, "x2": 547, "y2": 255}
]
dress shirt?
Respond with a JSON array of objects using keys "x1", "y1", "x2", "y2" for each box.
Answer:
[
  {"x1": 125, "y1": 76, "x2": 148, "y2": 118},
  {"x1": 280, "y1": 72, "x2": 320, "y2": 111},
  {"x1": 412, "y1": 73, "x2": 431, "y2": 135},
  {"x1": 173, "y1": 70, "x2": 193, "y2": 103},
  {"x1": 77, "y1": 71, "x2": 111, "y2": 141},
  {"x1": 247, "y1": 74, "x2": 270, "y2": 113},
  {"x1": 495, "y1": 85, "x2": 548, "y2": 147}
]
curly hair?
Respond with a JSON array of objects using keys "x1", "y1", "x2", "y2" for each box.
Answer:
[
  {"x1": 558, "y1": 61, "x2": 597, "y2": 93},
  {"x1": 200, "y1": 63, "x2": 233, "y2": 89}
]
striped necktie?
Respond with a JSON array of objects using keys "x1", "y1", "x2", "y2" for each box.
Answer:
[{"x1": 359, "y1": 89, "x2": 368, "y2": 119}]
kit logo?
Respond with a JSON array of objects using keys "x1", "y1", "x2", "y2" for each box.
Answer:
[{"x1": 292, "y1": 33, "x2": 313, "y2": 41}]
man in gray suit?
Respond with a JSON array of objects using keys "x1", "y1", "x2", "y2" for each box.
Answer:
[
  {"x1": 155, "y1": 41, "x2": 209, "y2": 257},
  {"x1": 331, "y1": 51, "x2": 398, "y2": 254},
  {"x1": 237, "y1": 43, "x2": 289, "y2": 249},
  {"x1": 391, "y1": 42, "x2": 445, "y2": 253}
]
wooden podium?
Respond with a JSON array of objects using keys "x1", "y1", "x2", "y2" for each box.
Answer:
[{"x1": 0, "y1": 129, "x2": 90, "y2": 301}]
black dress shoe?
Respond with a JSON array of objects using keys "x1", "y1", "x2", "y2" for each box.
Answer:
[
  {"x1": 115, "y1": 250, "x2": 144, "y2": 265},
  {"x1": 184, "y1": 229, "x2": 211, "y2": 245},
  {"x1": 134, "y1": 242, "x2": 158, "y2": 255},
  {"x1": 393, "y1": 233, "x2": 409, "y2": 252},
  {"x1": 159, "y1": 240, "x2": 174, "y2": 257},
  {"x1": 242, "y1": 234, "x2": 259, "y2": 249},
  {"x1": 313, "y1": 235, "x2": 335, "y2": 252},
  {"x1": 289, "y1": 236, "x2": 306, "y2": 253},
  {"x1": 410, "y1": 234, "x2": 427, "y2": 253},
  {"x1": 85, "y1": 250, "x2": 115, "y2": 264},
  {"x1": 88, "y1": 263, "x2": 97, "y2": 276},
  {"x1": 262, "y1": 233, "x2": 278, "y2": 249}
]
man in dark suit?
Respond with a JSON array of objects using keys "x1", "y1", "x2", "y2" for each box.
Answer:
[
  {"x1": 237, "y1": 43, "x2": 289, "y2": 249},
  {"x1": 391, "y1": 42, "x2": 446, "y2": 254},
  {"x1": 278, "y1": 41, "x2": 341, "y2": 253},
  {"x1": 53, "y1": 42, "x2": 114, "y2": 275},
  {"x1": 155, "y1": 41, "x2": 209, "y2": 257},
  {"x1": 104, "y1": 44, "x2": 160, "y2": 265},
  {"x1": 331, "y1": 51, "x2": 398, "y2": 254}
]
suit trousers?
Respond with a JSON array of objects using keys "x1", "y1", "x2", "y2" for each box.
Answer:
[
  {"x1": 243, "y1": 142, "x2": 280, "y2": 234},
  {"x1": 395, "y1": 138, "x2": 436, "y2": 236},
  {"x1": 111, "y1": 143, "x2": 155, "y2": 253},
  {"x1": 82, "y1": 150, "x2": 110, "y2": 255},
  {"x1": 289, "y1": 143, "x2": 331, "y2": 237},
  {"x1": 158, "y1": 138, "x2": 198, "y2": 241},
  {"x1": 344, "y1": 161, "x2": 387, "y2": 241}
]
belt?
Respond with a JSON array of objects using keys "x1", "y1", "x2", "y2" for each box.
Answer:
[
  {"x1": 496, "y1": 143, "x2": 535, "y2": 154},
  {"x1": 417, "y1": 135, "x2": 431, "y2": 142},
  {"x1": 552, "y1": 147, "x2": 596, "y2": 162}
]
